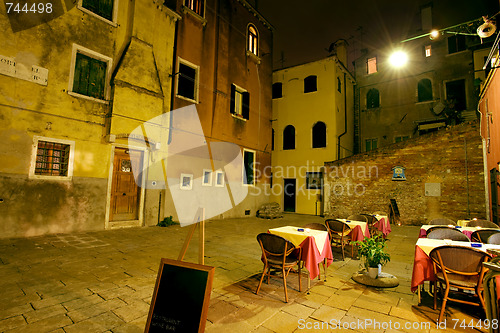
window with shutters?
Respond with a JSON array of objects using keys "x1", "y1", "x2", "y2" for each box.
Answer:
[
  {"x1": 176, "y1": 58, "x2": 199, "y2": 103},
  {"x1": 230, "y1": 83, "x2": 249, "y2": 120},
  {"x1": 68, "y1": 44, "x2": 112, "y2": 102},
  {"x1": 29, "y1": 136, "x2": 75, "y2": 180},
  {"x1": 79, "y1": 0, "x2": 116, "y2": 23},
  {"x1": 184, "y1": 0, "x2": 204, "y2": 17}
]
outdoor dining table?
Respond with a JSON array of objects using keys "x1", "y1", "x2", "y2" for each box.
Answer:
[
  {"x1": 418, "y1": 225, "x2": 500, "y2": 240},
  {"x1": 268, "y1": 226, "x2": 333, "y2": 290},
  {"x1": 411, "y1": 238, "x2": 500, "y2": 302},
  {"x1": 336, "y1": 219, "x2": 371, "y2": 241},
  {"x1": 374, "y1": 214, "x2": 391, "y2": 237}
]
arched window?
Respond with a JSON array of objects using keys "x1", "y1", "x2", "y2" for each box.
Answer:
[
  {"x1": 248, "y1": 25, "x2": 258, "y2": 56},
  {"x1": 283, "y1": 125, "x2": 295, "y2": 150},
  {"x1": 271, "y1": 128, "x2": 275, "y2": 150},
  {"x1": 312, "y1": 122, "x2": 326, "y2": 148},
  {"x1": 367, "y1": 88, "x2": 380, "y2": 109},
  {"x1": 304, "y1": 75, "x2": 317, "y2": 93},
  {"x1": 418, "y1": 79, "x2": 433, "y2": 102}
]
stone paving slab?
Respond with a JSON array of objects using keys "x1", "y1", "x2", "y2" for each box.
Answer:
[{"x1": 0, "y1": 214, "x2": 489, "y2": 332}]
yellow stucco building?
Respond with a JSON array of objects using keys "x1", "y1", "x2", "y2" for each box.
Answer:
[{"x1": 271, "y1": 41, "x2": 355, "y2": 215}]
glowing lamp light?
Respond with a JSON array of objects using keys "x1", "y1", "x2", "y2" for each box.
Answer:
[
  {"x1": 429, "y1": 29, "x2": 440, "y2": 39},
  {"x1": 389, "y1": 51, "x2": 408, "y2": 68}
]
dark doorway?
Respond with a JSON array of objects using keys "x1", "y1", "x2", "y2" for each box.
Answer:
[
  {"x1": 491, "y1": 168, "x2": 499, "y2": 224},
  {"x1": 445, "y1": 79, "x2": 466, "y2": 111},
  {"x1": 283, "y1": 179, "x2": 296, "y2": 212}
]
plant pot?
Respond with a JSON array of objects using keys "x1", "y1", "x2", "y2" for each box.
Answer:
[{"x1": 367, "y1": 265, "x2": 381, "y2": 279}]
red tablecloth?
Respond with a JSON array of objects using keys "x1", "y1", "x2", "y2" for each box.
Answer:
[
  {"x1": 411, "y1": 246, "x2": 435, "y2": 292},
  {"x1": 297, "y1": 235, "x2": 333, "y2": 280},
  {"x1": 375, "y1": 216, "x2": 391, "y2": 236},
  {"x1": 350, "y1": 225, "x2": 370, "y2": 241}
]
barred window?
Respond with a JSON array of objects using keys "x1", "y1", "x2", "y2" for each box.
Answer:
[{"x1": 35, "y1": 141, "x2": 70, "y2": 176}]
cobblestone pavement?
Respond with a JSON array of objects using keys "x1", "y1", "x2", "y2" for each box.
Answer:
[{"x1": 0, "y1": 214, "x2": 487, "y2": 332}]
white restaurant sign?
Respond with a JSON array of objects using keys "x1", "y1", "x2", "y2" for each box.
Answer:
[{"x1": 0, "y1": 54, "x2": 48, "y2": 86}]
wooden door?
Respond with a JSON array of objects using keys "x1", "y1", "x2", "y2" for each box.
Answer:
[
  {"x1": 491, "y1": 168, "x2": 499, "y2": 224},
  {"x1": 110, "y1": 148, "x2": 142, "y2": 221}
]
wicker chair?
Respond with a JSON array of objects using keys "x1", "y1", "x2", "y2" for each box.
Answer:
[
  {"x1": 425, "y1": 225, "x2": 454, "y2": 237},
  {"x1": 325, "y1": 219, "x2": 352, "y2": 261},
  {"x1": 361, "y1": 213, "x2": 379, "y2": 236},
  {"x1": 471, "y1": 229, "x2": 500, "y2": 243},
  {"x1": 347, "y1": 214, "x2": 368, "y2": 222},
  {"x1": 487, "y1": 233, "x2": 500, "y2": 244},
  {"x1": 256, "y1": 233, "x2": 302, "y2": 303},
  {"x1": 429, "y1": 218, "x2": 456, "y2": 226},
  {"x1": 468, "y1": 220, "x2": 499, "y2": 228},
  {"x1": 373, "y1": 211, "x2": 387, "y2": 216},
  {"x1": 427, "y1": 228, "x2": 470, "y2": 242},
  {"x1": 429, "y1": 245, "x2": 491, "y2": 322}
]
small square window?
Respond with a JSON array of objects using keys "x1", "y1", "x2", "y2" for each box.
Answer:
[
  {"x1": 180, "y1": 173, "x2": 193, "y2": 190},
  {"x1": 272, "y1": 82, "x2": 283, "y2": 99},
  {"x1": 202, "y1": 169, "x2": 212, "y2": 186},
  {"x1": 304, "y1": 75, "x2": 317, "y2": 93},
  {"x1": 367, "y1": 57, "x2": 377, "y2": 74},
  {"x1": 177, "y1": 59, "x2": 199, "y2": 102},
  {"x1": 215, "y1": 170, "x2": 225, "y2": 187},
  {"x1": 306, "y1": 172, "x2": 323, "y2": 190},
  {"x1": 29, "y1": 136, "x2": 75, "y2": 180}
]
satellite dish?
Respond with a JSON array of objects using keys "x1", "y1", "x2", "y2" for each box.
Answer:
[{"x1": 477, "y1": 19, "x2": 496, "y2": 38}]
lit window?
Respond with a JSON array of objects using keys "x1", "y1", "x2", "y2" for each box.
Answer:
[
  {"x1": 71, "y1": 49, "x2": 109, "y2": 100},
  {"x1": 81, "y1": 0, "x2": 114, "y2": 21},
  {"x1": 304, "y1": 75, "x2": 317, "y2": 93},
  {"x1": 417, "y1": 79, "x2": 433, "y2": 102},
  {"x1": 312, "y1": 122, "x2": 326, "y2": 148},
  {"x1": 177, "y1": 58, "x2": 199, "y2": 102},
  {"x1": 365, "y1": 138, "x2": 378, "y2": 152},
  {"x1": 366, "y1": 88, "x2": 380, "y2": 109},
  {"x1": 425, "y1": 45, "x2": 432, "y2": 57},
  {"x1": 243, "y1": 149, "x2": 255, "y2": 185},
  {"x1": 184, "y1": 0, "x2": 204, "y2": 17},
  {"x1": 230, "y1": 84, "x2": 249, "y2": 120},
  {"x1": 29, "y1": 136, "x2": 75, "y2": 180},
  {"x1": 367, "y1": 57, "x2": 377, "y2": 74},
  {"x1": 248, "y1": 25, "x2": 258, "y2": 56},
  {"x1": 272, "y1": 82, "x2": 282, "y2": 99},
  {"x1": 283, "y1": 125, "x2": 295, "y2": 150}
]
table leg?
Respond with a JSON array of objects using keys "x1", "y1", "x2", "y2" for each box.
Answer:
[
  {"x1": 418, "y1": 284, "x2": 421, "y2": 304},
  {"x1": 307, "y1": 271, "x2": 311, "y2": 294}
]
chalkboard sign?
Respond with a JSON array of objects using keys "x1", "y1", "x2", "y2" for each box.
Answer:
[{"x1": 145, "y1": 259, "x2": 215, "y2": 333}]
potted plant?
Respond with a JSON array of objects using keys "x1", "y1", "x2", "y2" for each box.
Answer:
[{"x1": 353, "y1": 234, "x2": 391, "y2": 279}]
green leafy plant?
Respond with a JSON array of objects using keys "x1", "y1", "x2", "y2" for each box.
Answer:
[
  {"x1": 353, "y1": 234, "x2": 390, "y2": 268},
  {"x1": 157, "y1": 216, "x2": 177, "y2": 227}
]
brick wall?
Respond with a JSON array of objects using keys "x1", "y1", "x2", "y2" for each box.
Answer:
[{"x1": 324, "y1": 122, "x2": 486, "y2": 225}]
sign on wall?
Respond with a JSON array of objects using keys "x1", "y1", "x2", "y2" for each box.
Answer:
[
  {"x1": 391, "y1": 166, "x2": 406, "y2": 181},
  {"x1": 0, "y1": 55, "x2": 48, "y2": 86}
]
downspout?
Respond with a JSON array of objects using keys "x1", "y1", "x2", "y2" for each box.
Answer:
[
  {"x1": 209, "y1": 0, "x2": 220, "y2": 139},
  {"x1": 168, "y1": 18, "x2": 179, "y2": 145},
  {"x1": 337, "y1": 72, "x2": 347, "y2": 159}
]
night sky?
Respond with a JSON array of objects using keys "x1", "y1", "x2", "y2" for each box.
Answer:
[{"x1": 256, "y1": 0, "x2": 499, "y2": 70}]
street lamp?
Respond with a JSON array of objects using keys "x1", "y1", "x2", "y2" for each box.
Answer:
[{"x1": 389, "y1": 50, "x2": 408, "y2": 68}]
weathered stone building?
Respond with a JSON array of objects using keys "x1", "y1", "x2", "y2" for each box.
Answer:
[
  {"x1": 0, "y1": 0, "x2": 273, "y2": 238},
  {"x1": 324, "y1": 122, "x2": 486, "y2": 225}
]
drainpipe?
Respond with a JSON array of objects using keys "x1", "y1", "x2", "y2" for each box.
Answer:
[
  {"x1": 168, "y1": 18, "x2": 179, "y2": 145},
  {"x1": 337, "y1": 72, "x2": 348, "y2": 159}
]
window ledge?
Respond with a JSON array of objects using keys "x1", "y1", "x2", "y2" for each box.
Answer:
[
  {"x1": 176, "y1": 94, "x2": 199, "y2": 104},
  {"x1": 68, "y1": 91, "x2": 109, "y2": 104},
  {"x1": 232, "y1": 114, "x2": 247, "y2": 121},
  {"x1": 77, "y1": 6, "x2": 117, "y2": 27},
  {"x1": 182, "y1": 5, "x2": 207, "y2": 26},
  {"x1": 29, "y1": 174, "x2": 73, "y2": 181},
  {"x1": 246, "y1": 50, "x2": 261, "y2": 64}
]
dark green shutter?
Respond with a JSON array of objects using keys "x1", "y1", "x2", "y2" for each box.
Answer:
[
  {"x1": 74, "y1": 53, "x2": 90, "y2": 96},
  {"x1": 230, "y1": 84, "x2": 235, "y2": 114},
  {"x1": 242, "y1": 91, "x2": 250, "y2": 119},
  {"x1": 88, "y1": 58, "x2": 106, "y2": 99},
  {"x1": 101, "y1": 0, "x2": 113, "y2": 20}
]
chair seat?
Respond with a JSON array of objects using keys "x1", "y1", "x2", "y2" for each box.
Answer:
[
  {"x1": 267, "y1": 255, "x2": 300, "y2": 266},
  {"x1": 435, "y1": 272, "x2": 480, "y2": 289}
]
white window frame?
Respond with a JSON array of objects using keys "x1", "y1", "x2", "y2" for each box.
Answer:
[
  {"x1": 77, "y1": 0, "x2": 118, "y2": 27},
  {"x1": 29, "y1": 136, "x2": 75, "y2": 181},
  {"x1": 232, "y1": 83, "x2": 247, "y2": 118},
  {"x1": 202, "y1": 169, "x2": 212, "y2": 186},
  {"x1": 176, "y1": 57, "x2": 200, "y2": 103},
  {"x1": 425, "y1": 45, "x2": 432, "y2": 57},
  {"x1": 242, "y1": 148, "x2": 256, "y2": 186},
  {"x1": 180, "y1": 173, "x2": 193, "y2": 190},
  {"x1": 247, "y1": 24, "x2": 259, "y2": 56},
  {"x1": 215, "y1": 170, "x2": 225, "y2": 187},
  {"x1": 68, "y1": 44, "x2": 112, "y2": 103}
]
